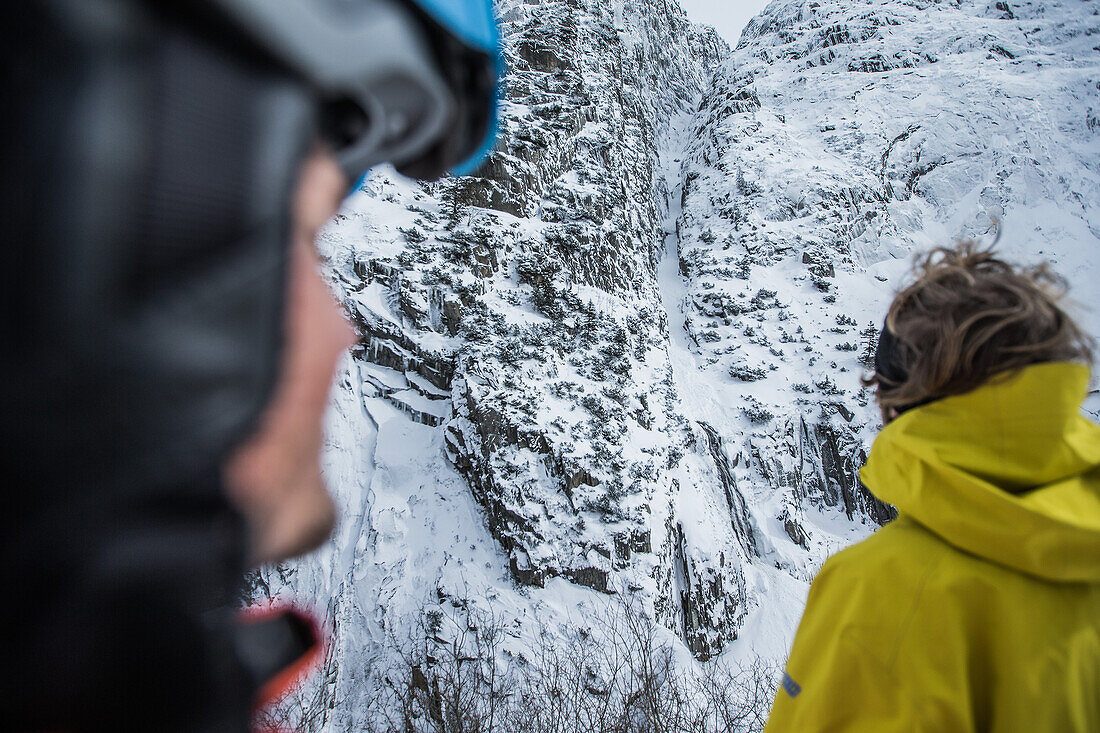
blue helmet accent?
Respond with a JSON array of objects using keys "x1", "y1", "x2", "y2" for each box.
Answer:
[
  {"x1": 409, "y1": 0, "x2": 499, "y2": 56},
  {"x1": 409, "y1": 0, "x2": 503, "y2": 176},
  {"x1": 210, "y1": 0, "x2": 503, "y2": 184}
]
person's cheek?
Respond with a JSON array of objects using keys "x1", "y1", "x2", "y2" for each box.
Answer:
[
  {"x1": 223, "y1": 149, "x2": 351, "y2": 563},
  {"x1": 297, "y1": 246, "x2": 356, "y2": 416},
  {"x1": 311, "y1": 248, "x2": 356, "y2": 375}
]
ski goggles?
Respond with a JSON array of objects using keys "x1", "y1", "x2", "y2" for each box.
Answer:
[{"x1": 211, "y1": 0, "x2": 502, "y2": 184}]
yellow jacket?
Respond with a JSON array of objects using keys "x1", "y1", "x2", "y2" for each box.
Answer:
[{"x1": 766, "y1": 362, "x2": 1100, "y2": 732}]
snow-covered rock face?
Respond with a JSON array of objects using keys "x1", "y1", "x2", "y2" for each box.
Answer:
[
  {"x1": 257, "y1": 0, "x2": 1100, "y2": 721},
  {"x1": 675, "y1": 0, "x2": 1100, "y2": 556},
  {"x1": 438, "y1": 0, "x2": 728, "y2": 608},
  {"x1": 276, "y1": 0, "x2": 747, "y2": 685}
]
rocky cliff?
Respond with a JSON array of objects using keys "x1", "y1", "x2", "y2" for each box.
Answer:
[
  {"x1": 254, "y1": 0, "x2": 1100, "y2": 726},
  {"x1": 672, "y1": 0, "x2": 1100, "y2": 568},
  {"x1": 318, "y1": 0, "x2": 771, "y2": 662}
]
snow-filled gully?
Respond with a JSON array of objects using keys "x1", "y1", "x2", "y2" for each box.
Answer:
[{"x1": 653, "y1": 104, "x2": 833, "y2": 664}]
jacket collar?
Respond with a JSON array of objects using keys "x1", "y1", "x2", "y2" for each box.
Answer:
[{"x1": 861, "y1": 362, "x2": 1100, "y2": 582}]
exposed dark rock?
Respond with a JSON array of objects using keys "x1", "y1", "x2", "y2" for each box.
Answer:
[
  {"x1": 699, "y1": 422, "x2": 759, "y2": 558},
  {"x1": 669, "y1": 520, "x2": 745, "y2": 661},
  {"x1": 804, "y1": 420, "x2": 895, "y2": 524},
  {"x1": 780, "y1": 508, "x2": 810, "y2": 550}
]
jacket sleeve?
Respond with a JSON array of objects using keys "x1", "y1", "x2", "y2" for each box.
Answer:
[{"x1": 763, "y1": 558, "x2": 927, "y2": 733}]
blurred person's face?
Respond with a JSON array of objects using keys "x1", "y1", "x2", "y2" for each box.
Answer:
[{"x1": 224, "y1": 149, "x2": 355, "y2": 565}]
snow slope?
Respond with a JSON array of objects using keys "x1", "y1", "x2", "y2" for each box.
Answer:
[{"x1": 256, "y1": 0, "x2": 1100, "y2": 726}]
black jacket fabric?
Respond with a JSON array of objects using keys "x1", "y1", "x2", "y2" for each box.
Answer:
[
  {"x1": 10, "y1": 471, "x2": 253, "y2": 731},
  {"x1": 2, "y1": 1, "x2": 312, "y2": 728}
]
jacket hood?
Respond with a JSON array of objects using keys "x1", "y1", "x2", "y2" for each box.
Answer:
[{"x1": 860, "y1": 361, "x2": 1100, "y2": 582}]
